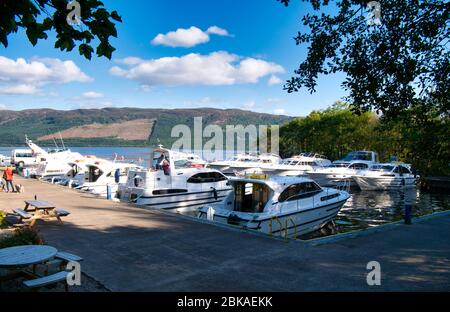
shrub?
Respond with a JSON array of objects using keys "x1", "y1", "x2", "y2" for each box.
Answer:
[
  {"x1": 0, "y1": 227, "x2": 44, "y2": 249},
  {"x1": 0, "y1": 210, "x2": 6, "y2": 229}
]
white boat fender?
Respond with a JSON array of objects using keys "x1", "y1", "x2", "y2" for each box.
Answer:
[{"x1": 206, "y1": 206, "x2": 215, "y2": 221}]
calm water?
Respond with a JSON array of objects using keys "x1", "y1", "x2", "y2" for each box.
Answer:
[
  {"x1": 1, "y1": 146, "x2": 449, "y2": 239},
  {"x1": 300, "y1": 187, "x2": 450, "y2": 240}
]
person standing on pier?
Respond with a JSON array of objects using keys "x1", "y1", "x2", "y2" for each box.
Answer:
[{"x1": 4, "y1": 166, "x2": 14, "y2": 193}]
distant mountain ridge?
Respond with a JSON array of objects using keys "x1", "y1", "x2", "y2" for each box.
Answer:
[{"x1": 0, "y1": 107, "x2": 292, "y2": 147}]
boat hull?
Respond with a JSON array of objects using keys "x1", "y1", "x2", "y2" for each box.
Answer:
[
  {"x1": 121, "y1": 188, "x2": 232, "y2": 213},
  {"x1": 307, "y1": 172, "x2": 357, "y2": 187},
  {"x1": 200, "y1": 199, "x2": 347, "y2": 237},
  {"x1": 353, "y1": 176, "x2": 416, "y2": 191}
]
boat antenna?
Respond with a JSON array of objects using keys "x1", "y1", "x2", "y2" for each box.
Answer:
[
  {"x1": 46, "y1": 128, "x2": 59, "y2": 149},
  {"x1": 58, "y1": 132, "x2": 66, "y2": 150}
]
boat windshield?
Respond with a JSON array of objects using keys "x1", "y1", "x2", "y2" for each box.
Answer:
[
  {"x1": 332, "y1": 163, "x2": 350, "y2": 168},
  {"x1": 341, "y1": 151, "x2": 373, "y2": 161},
  {"x1": 370, "y1": 164, "x2": 395, "y2": 172}
]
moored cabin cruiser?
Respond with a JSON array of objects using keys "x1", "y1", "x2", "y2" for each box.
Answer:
[
  {"x1": 198, "y1": 176, "x2": 350, "y2": 236},
  {"x1": 261, "y1": 152, "x2": 332, "y2": 176},
  {"x1": 208, "y1": 153, "x2": 259, "y2": 174},
  {"x1": 209, "y1": 153, "x2": 281, "y2": 176},
  {"x1": 78, "y1": 159, "x2": 142, "y2": 197},
  {"x1": 118, "y1": 146, "x2": 232, "y2": 213},
  {"x1": 353, "y1": 163, "x2": 416, "y2": 191},
  {"x1": 25, "y1": 137, "x2": 83, "y2": 181},
  {"x1": 58, "y1": 156, "x2": 99, "y2": 188},
  {"x1": 307, "y1": 151, "x2": 379, "y2": 186}
]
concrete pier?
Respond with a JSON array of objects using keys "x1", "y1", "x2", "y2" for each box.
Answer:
[{"x1": 1, "y1": 176, "x2": 449, "y2": 291}]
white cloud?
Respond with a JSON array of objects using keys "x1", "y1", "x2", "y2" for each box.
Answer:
[
  {"x1": 0, "y1": 103, "x2": 6, "y2": 110},
  {"x1": 244, "y1": 101, "x2": 256, "y2": 109},
  {"x1": 266, "y1": 98, "x2": 281, "y2": 103},
  {"x1": 268, "y1": 75, "x2": 282, "y2": 85},
  {"x1": 0, "y1": 56, "x2": 91, "y2": 95},
  {"x1": 0, "y1": 84, "x2": 38, "y2": 95},
  {"x1": 110, "y1": 51, "x2": 285, "y2": 87},
  {"x1": 206, "y1": 26, "x2": 232, "y2": 37},
  {"x1": 82, "y1": 91, "x2": 104, "y2": 99},
  {"x1": 74, "y1": 101, "x2": 113, "y2": 109},
  {"x1": 151, "y1": 26, "x2": 232, "y2": 48},
  {"x1": 273, "y1": 108, "x2": 286, "y2": 115}
]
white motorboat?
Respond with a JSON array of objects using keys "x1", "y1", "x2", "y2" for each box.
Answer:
[
  {"x1": 25, "y1": 137, "x2": 83, "y2": 181},
  {"x1": 118, "y1": 146, "x2": 232, "y2": 213},
  {"x1": 77, "y1": 159, "x2": 142, "y2": 197},
  {"x1": 307, "y1": 151, "x2": 379, "y2": 186},
  {"x1": 353, "y1": 163, "x2": 417, "y2": 191},
  {"x1": 209, "y1": 153, "x2": 281, "y2": 176},
  {"x1": 198, "y1": 176, "x2": 350, "y2": 236},
  {"x1": 260, "y1": 152, "x2": 332, "y2": 176},
  {"x1": 58, "y1": 156, "x2": 100, "y2": 188}
]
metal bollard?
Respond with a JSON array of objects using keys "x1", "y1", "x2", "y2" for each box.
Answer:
[
  {"x1": 106, "y1": 184, "x2": 112, "y2": 200},
  {"x1": 404, "y1": 204, "x2": 412, "y2": 224}
]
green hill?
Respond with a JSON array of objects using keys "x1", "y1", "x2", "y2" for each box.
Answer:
[{"x1": 0, "y1": 107, "x2": 291, "y2": 147}]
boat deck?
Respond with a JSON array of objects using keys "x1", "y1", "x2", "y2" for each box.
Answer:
[{"x1": 0, "y1": 176, "x2": 449, "y2": 291}]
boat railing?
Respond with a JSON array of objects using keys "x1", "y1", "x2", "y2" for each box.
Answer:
[
  {"x1": 269, "y1": 216, "x2": 297, "y2": 240},
  {"x1": 336, "y1": 179, "x2": 351, "y2": 192},
  {"x1": 286, "y1": 217, "x2": 297, "y2": 240},
  {"x1": 269, "y1": 216, "x2": 283, "y2": 238}
]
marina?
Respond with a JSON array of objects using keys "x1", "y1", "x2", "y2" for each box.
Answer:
[
  {"x1": 1, "y1": 143, "x2": 448, "y2": 239},
  {"x1": 0, "y1": 0, "x2": 448, "y2": 302},
  {"x1": 0, "y1": 175, "x2": 449, "y2": 291}
]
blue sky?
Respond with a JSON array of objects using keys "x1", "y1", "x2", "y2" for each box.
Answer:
[{"x1": 0, "y1": 0, "x2": 346, "y2": 116}]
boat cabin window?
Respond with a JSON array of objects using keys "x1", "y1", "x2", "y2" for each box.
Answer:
[
  {"x1": 233, "y1": 182, "x2": 270, "y2": 213},
  {"x1": 153, "y1": 189, "x2": 188, "y2": 195},
  {"x1": 67, "y1": 164, "x2": 81, "y2": 178},
  {"x1": 393, "y1": 166, "x2": 411, "y2": 174},
  {"x1": 187, "y1": 172, "x2": 227, "y2": 184},
  {"x1": 333, "y1": 163, "x2": 349, "y2": 168},
  {"x1": 349, "y1": 163, "x2": 369, "y2": 170},
  {"x1": 371, "y1": 164, "x2": 395, "y2": 171},
  {"x1": 88, "y1": 167, "x2": 103, "y2": 182},
  {"x1": 278, "y1": 182, "x2": 322, "y2": 202}
]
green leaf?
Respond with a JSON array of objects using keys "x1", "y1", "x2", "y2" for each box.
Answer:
[
  {"x1": 79, "y1": 43, "x2": 94, "y2": 60},
  {"x1": 110, "y1": 11, "x2": 122, "y2": 22}
]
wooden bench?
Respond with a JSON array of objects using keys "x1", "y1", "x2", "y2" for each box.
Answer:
[
  {"x1": 55, "y1": 209, "x2": 70, "y2": 217},
  {"x1": 13, "y1": 207, "x2": 71, "y2": 227},
  {"x1": 12, "y1": 208, "x2": 32, "y2": 220},
  {"x1": 44, "y1": 252, "x2": 83, "y2": 275},
  {"x1": 56, "y1": 251, "x2": 83, "y2": 262},
  {"x1": 23, "y1": 271, "x2": 70, "y2": 291}
]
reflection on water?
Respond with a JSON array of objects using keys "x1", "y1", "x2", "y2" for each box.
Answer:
[{"x1": 300, "y1": 188, "x2": 450, "y2": 240}]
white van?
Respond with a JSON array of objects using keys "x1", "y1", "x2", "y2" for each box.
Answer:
[
  {"x1": 11, "y1": 149, "x2": 38, "y2": 167},
  {"x1": 0, "y1": 154, "x2": 11, "y2": 167}
]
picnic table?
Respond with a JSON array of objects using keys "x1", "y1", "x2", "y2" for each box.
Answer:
[
  {"x1": 24, "y1": 200, "x2": 56, "y2": 212},
  {"x1": 0, "y1": 245, "x2": 57, "y2": 268},
  {"x1": 13, "y1": 200, "x2": 70, "y2": 227},
  {"x1": 0, "y1": 245, "x2": 82, "y2": 291}
]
